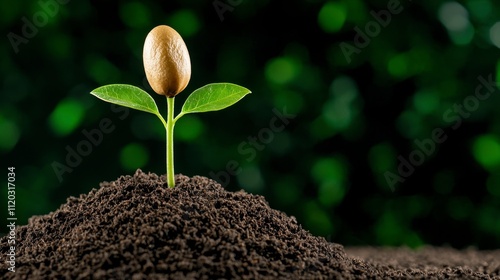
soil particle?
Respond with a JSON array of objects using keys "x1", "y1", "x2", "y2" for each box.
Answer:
[
  {"x1": 346, "y1": 246, "x2": 500, "y2": 279},
  {"x1": 1, "y1": 170, "x2": 499, "y2": 279}
]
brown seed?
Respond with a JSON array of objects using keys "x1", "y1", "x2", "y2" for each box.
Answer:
[{"x1": 143, "y1": 25, "x2": 191, "y2": 97}]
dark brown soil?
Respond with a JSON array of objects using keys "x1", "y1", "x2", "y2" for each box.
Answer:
[{"x1": 1, "y1": 170, "x2": 499, "y2": 279}]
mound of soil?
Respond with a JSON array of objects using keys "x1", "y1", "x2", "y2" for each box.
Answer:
[{"x1": 1, "y1": 170, "x2": 499, "y2": 279}]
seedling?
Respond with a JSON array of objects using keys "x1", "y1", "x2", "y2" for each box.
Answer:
[{"x1": 90, "y1": 25, "x2": 251, "y2": 188}]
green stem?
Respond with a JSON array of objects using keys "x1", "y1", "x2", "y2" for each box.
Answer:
[{"x1": 166, "y1": 97, "x2": 175, "y2": 188}]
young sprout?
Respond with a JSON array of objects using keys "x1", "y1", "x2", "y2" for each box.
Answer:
[{"x1": 90, "y1": 25, "x2": 251, "y2": 188}]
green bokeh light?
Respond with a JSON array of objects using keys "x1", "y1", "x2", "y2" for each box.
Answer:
[
  {"x1": 85, "y1": 55, "x2": 120, "y2": 85},
  {"x1": 311, "y1": 157, "x2": 347, "y2": 207},
  {"x1": 388, "y1": 54, "x2": 409, "y2": 78},
  {"x1": 175, "y1": 115, "x2": 204, "y2": 142},
  {"x1": 438, "y1": 2, "x2": 470, "y2": 32},
  {"x1": 0, "y1": 117, "x2": 20, "y2": 151},
  {"x1": 486, "y1": 173, "x2": 500, "y2": 197},
  {"x1": 413, "y1": 89, "x2": 440, "y2": 115},
  {"x1": 323, "y1": 76, "x2": 360, "y2": 130},
  {"x1": 466, "y1": 0, "x2": 492, "y2": 21},
  {"x1": 311, "y1": 157, "x2": 345, "y2": 183},
  {"x1": 438, "y1": 2, "x2": 475, "y2": 45},
  {"x1": 473, "y1": 134, "x2": 500, "y2": 170},
  {"x1": 120, "y1": 143, "x2": 149, "y2": 171},
  {"x1": 48, "y1": 99, "x2": 85, "y2": 136},
  {"x1": 120, "y1": 2, "x2": 151, "y2": 28},
  {"x1": 265, "y1": 57, "x2": 301, "y2": 85},
  {"x1": 322, "y1": 100, "x2": 354, "y2": 130},
  {"x1": 387, "y1": 48, "x2": 431, "y2": 78},
  {"x1": 477, "y1": 204, "x2": 500, "y2": 234},
  {"x1": 237, "y1": 164, "x2": 264, "y2": 193},
  {"x1": 318, "y1": 180, "x2": 346, "y2": 207},
  {"x1": 374, "y1": 206, "x2": 424, "y2": 248},
  {"x1": 448, "y1": 25, "x2": 475, "y2": 45},
  {"x1": 489, "y1": 22, "x2": 500, "y2": 48},
  {"x1": 318, "y1": 2, "x2": 347, "y2": 33},
  {"x1": 375, "y1": 212, "x2": 403, "y2": 245},
  {"x1": 304, "y1": 200, "x2": 334, "y2": 236},
  {"x1": 168, "y1": 9, "x2": 200, "y2": 37}
]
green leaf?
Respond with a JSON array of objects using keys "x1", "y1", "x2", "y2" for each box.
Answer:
[
  {"x1": 90, "y1": 84, "x2": 160, "y2": 115},
  {"x1": 180, "y1": 83, "x2": 251, "y2": 115}
]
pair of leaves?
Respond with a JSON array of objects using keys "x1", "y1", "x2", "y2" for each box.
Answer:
[{"x1": 90, "y1": 83, "x2": 251, "y2": 121}]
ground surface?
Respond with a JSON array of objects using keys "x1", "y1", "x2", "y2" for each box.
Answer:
[{"x1": 1, "y1": 170, "x2": 499, "y2": 279}]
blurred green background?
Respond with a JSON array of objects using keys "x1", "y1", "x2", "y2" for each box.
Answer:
[{"x1": 1, "y1": 0, "x2": 500, "y2": 249}]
